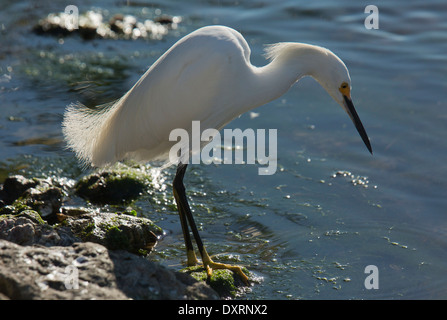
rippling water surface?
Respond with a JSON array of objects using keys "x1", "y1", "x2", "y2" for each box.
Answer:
[{"x1": 1, "y1": 0, "x2": 446, "y2": 299}]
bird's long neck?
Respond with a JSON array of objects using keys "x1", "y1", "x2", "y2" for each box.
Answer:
[{"x1": 248, "y1": 44, "x2": 328, "y2": 110}]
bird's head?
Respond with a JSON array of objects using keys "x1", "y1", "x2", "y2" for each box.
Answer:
[{"x1": 310, "y1": 48, "x2": 373, "y2": 154}]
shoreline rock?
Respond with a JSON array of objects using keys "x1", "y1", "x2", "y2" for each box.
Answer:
[
  {"x1": 0, "y1": 165, "x2": 254, "y2": 300},
  {"x1": 60, "y1": 207, "x2": 162, "y2": 255},
  {"x1": 0, "y1": 166, "x2": 222, "y2": 300},
  {"x1": 0, "y1": 209, "x2": 219, "y2": 300},
  {"x1": 74, "y1": 165, "x2": 151, "y2": 205},
  {"x1": 0, "y1": 239, "x2": 219, "y2": 300}
]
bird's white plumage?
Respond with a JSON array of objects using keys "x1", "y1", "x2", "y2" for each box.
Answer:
[{"x1": 62, "y1": 25, "x2": 355, "y2": 167}]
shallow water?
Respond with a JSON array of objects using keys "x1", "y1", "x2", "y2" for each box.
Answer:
[{"x1": 1, "y1": 0, "x2": 447, "y2": 299}]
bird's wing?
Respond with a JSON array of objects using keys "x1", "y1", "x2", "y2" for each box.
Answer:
[{"x1": 63, "y1": 26, "x2": 251, "y2": 167}]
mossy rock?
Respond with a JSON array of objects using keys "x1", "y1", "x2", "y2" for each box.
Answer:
[
  {"x1": 0, "y1": 175, "x2": 39, "y2": 205},
  {"x1": 0, "y1": 202, "x2": 33, "y2": 216},
  {"x1": 0, "y1": 209, "x2": 45, "y2": 226},
  {"x1": 75, "y1": 164, "x2": 152, "y2": 204},
  {"x1": 65, "y1": 209, "x2": 163, "y2": 255},
  {"x1": 0, "y1": 182, "x2": 62, "y2": 222},
  {"x1": 181, "y1": 265, "x2": 253, "y2": 298}
]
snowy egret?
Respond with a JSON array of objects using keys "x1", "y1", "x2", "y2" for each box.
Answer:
[{"x1": 63, "y1": 25, "x2": 372, "y2": 285}]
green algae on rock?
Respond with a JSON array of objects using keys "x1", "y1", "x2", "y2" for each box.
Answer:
[
  {"x1": 0, "y1": 175, "x2": 63, "y2": 223},
  {"x1": 61, "y1": 206, "x2": 163, "y2": 255},
  {"x1": 75, "y1": 164, "x2": 152, "y2": 204},
  {"x1": 181, "y1": 265, "x2": 256, "y2": 298}
]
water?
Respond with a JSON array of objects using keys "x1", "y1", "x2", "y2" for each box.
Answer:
[{"x1": 1, "y1": 0, "x2": 447, "y2": 299}]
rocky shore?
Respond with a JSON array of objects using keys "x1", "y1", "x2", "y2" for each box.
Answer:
[{"x1": 0, "y1": 165, "x2": 252, "y2": 300}]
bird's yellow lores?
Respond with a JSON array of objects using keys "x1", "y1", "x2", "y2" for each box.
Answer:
[{"x1": 63, "y1": 25, "x2": 372, "y2": 285}]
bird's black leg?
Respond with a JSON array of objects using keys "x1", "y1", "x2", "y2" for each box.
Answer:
[
  {"x1": 172, "y1": 163, "x2": 249, "y2": 285},
  {"x1": 173, "y1": 163, "x2": 198, "y2": 266}
]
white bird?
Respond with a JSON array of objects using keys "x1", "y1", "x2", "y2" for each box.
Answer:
[{"x1": 63, "y1": 25, "x2": 372, "y2": 285}]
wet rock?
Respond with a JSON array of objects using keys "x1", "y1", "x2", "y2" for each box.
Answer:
[
  {"x1": 0, "y1": 210, "x2": 77, "y2": 247},
  {"x1": 21, "y1": 184, "x2": 63, "y2": 221},
  {"x1": 0, "y1": 176, "x2": 63, "y2": 223},
  {"x1": 0, "y1": 170, "x2": 159, "y2": 254},
  {"x1": 33, "y1": 10, "x2": 181, "y2": 41},
  {"x1": 0, "y1": 175, "x2": 38, "y2": 205},
  {"x1": 0, "y1": 167, "x2": 233, "y2": 299},
  {"x1": 61, "y1": 207, "x2": 162, "y2": 255},
  {"x1": 0, "y1": 240, "x2": 124, "y2": 300},
  {"x1": 182, "y1": 266, "x2": 257, "y2": 299},
  {"x1": 1, "y1": 202, "x2": 160, "y2": 255},
  {"x1": 75, "y1": 165, "x2": 151, "y2": 204},
  {"x1": 0, "y1": 166, "x2": 159, "y2": 254},
  {"x1": 154, "y1": 15, "x2": 180, "y2": 25},
  {"x1": 109, "y1": 249, "x2": 219, "y2": 300},
  {"x1": 0, "y1": 240, "x2": 218, "y2": 300},
  {"x1": 78, "y1": 10, "x2": 104, "y2": 40},
  {"x1": 0, "y1": 211, "x2": 219, "y2": 300}
]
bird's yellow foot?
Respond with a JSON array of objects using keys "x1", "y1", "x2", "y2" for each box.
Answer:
[
  {"x1": 186, "y1": 249, "x2": 199, "y2": 266},
  {"x1": 201, "y1": 248, "x2": 249, "y2": 285}
]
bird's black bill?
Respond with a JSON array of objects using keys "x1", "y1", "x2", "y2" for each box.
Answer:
[{"x1": 343, "y1": 95, "x2": 373, "y2": 154}]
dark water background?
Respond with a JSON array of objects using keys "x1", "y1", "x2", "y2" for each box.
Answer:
[{"x1": 1, "y1": 0, "x2": 447, "y2": 299}]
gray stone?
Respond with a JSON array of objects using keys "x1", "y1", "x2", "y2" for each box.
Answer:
[
  {"x1": 0, "y1": 175, "x2": 38, "y2": 205},
  {"x1": 0, "y1": 238, "x2": 219, "y2": 300},
  {"x1": 0, "y1": 210, "x2": 78, "y2": 247},
  {"x1": 62, "y1": 208, "x2": 163, "y2": 254},
  {"x1": 74, "y1": 166, "x2": 151, "y2": 204},
  {"x1": 0, "y1": 170, "x2": 223, "y2": 300}
]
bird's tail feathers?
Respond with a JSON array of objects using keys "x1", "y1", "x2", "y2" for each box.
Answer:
[{"x1": 62, "y1": 99, "x2": 120, "y2": 168}]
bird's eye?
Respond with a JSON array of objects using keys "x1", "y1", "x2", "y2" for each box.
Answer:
[{"x1": 341, "y1": 82, "x2": 348, "y2": 89}]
